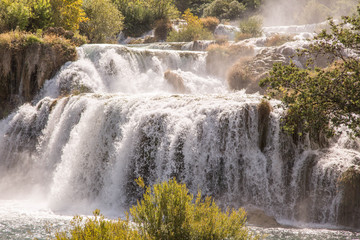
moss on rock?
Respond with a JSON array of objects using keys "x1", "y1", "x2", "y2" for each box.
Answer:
[{"x1": 0, "y1": 31, "x2": 77, "y2": 118}]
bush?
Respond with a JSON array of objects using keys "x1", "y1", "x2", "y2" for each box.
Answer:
[
  {"x1": 154, "y1": 19, "x2": 172, "y2": 41},
  {"x1": 80, "y1": 0, "x2": 123, "y2": 43},
  {"x1": 25, "y1": 34, "x2": 43, "y2": 45},
  {"x1": 239, "y1": 16, "x2": 263, "y2": 38},
  {"x1": 0, "y1": 0, "x2": 86, "y2": 33},
  {"x1": 113, "y1": 0, "x2": 178, "y2": 37},
  {"x1": 69, "y1": 32, "x2": 88, "y2": 46},
  {"x1": 50, "y1": 0, "x2": 87, "y2": 31},
  {"x1": 264, "y1": 34, "x2": 294, "y2": 47},
  {"x1": 55, "y1": 210, "x2": 143, "y2": 240},
  {"x1": 227, "y1": 57, "x2": 254, "y2": 91},
  {"x1": 200, "y1": 16, "x2": 220, "y2": 32},
  {"x1": 167, "y1": 9, "x2": 213, "y2": 42},
  {"x1": 56, "y1": 178, "x2": 260, "y2": 240},
  {"x1": 27, "y1": 0, "x2": 53, "y2": 31},
  {"x1": 131, "y1": 178, "x2": 258, "y2": 240},
  {"x1": 2, "y1": 0, "x2": 31, "y2": 31},
  {"x1": 203, "y1": 0, "x2": 246, "y2": 20}
]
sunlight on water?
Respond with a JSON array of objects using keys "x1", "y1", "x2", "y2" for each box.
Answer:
[{"x1": 0, "y1": 200, "x2": 72, "y2": 240}]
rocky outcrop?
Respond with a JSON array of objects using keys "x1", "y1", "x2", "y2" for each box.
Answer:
[
  {"x1": 226, "y1": 41, "x2": 338, "y2": 94},
  {"x1": 337, "y1": 166, "x2": 360, "y2": 229},
  {"x1": 0, "y1": 41, "x2": 77, "y2": 118},
  {"x1": 246, "y1": 208, "x2": 281, "y2": 228}
]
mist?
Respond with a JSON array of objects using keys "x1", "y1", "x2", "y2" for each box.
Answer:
[{"x1": 261, "y1": 0, "x2": 358, "y2": 26}]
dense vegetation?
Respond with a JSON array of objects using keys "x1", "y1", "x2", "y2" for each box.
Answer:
[
  {"x1": 0, "y1": 0, "x2": 358, "y2": 43},
  {"x1": 56, "y1": 178, "x2": 259, "y2": 240},
  {"x1": 260, "y1": 6, "x2": 360, "y2": 141}
]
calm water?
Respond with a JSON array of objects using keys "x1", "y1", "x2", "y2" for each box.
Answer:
[{"x1": 1, "y1": 200, "x2": 359, "y2": 240}]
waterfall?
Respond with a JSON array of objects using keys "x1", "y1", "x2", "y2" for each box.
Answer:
[{"x1": 0, "y1": 43, "x2": 359, "y2": 228}]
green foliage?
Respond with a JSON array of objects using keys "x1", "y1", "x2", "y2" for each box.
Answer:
[
  {"x1": 0, "y1": 0, "x2": 86, "y2": 33},
  {"x1": 55, "y1": 210, "x2": 144, "y2": 240},
  {"x1": 239, "y1": 16, "x2": 263, "y2": 37},
  {"x1": 27, "y1": 0, "x2": 53, "y2": 31},
  {"x1": 203, "y1": 0, "x2": 246, "y2": 20},
  {"x1": 174, "y1": 0, "x2": 192, "y2": 13},
  {"x1": 130, "y1": 177, "x2": 258, "y2": 240},
  {"x1": 188, "y1": 0, "x2": 213, "y2": 17},
  {"x1": 168, "y1": 9, "x2": 213, "y2": 41},
  {"x1": 50, "y1": 0, "x2": 87, "y2": 31},
  {"x1": 241, "y1": 0, "x2": 262, "y2": 10},
  {"x1": 56, "y1": 178, "x2": 259, "y2": 240},
  {"x1": 80, "y1": 0, "x2": 123, "y2": 43},
  {"x1": 113, "y1": 0, "x2": 178, "y2": 37},
  {"x1": 260, "y1": 8, "x2": 360, "y2": 139},
  {"x1": 154, "y1": 19, "x2": 172, "y2": 41},
  {"x1": 2, "y1": 0, "x2": 31, "y2": 31},
  {"x1": 25, "y1": 34, "x2": 43, "y2": 45}
]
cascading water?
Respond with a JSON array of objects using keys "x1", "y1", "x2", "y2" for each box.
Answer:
[{"x1": 0, "y1": 36, "x2": 360, "y2": 239}]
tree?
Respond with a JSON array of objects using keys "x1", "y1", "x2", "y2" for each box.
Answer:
[
  {"x1": 167, "y1": 9, "x2": 213, "y2": 41},
  {"x1": 113, "y1": 0, "x2": 178, "y2": 37},
  {"x1": 27, "y1": 0, "x2": 53, "y2": 31},
  {"x1": 174, "y1": 0, "x2": 191, "y2": 13},
  {"x1": 50, "y1": 0, "x2": 87, "y2": 31},
  {"x1": 1, "y1": 0, "x2": 31, "y2": 31},
  {"x1": 260, "y1": 7, "x2": 360, "y2": 140},
  {"x1": 241, "y1": 0, "x2": 262, "y2": 10},
  {"x1": 80, "y1": 0, "x2": 124, "y2": 43},
  {"x1": 203, "y1": 0, "x2": 246, "y2": 20}
]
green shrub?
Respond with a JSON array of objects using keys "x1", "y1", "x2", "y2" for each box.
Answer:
[
  {"x1": 70, "y1": 31, "x2": 88, "y2": 46},
  {"x1": 167, "y1": 9, "x2": 213, "y2": 42},
  {"x1": 27, "y1": 0, "x2": 53, "y2": 31},
  {"x1": 203, "y1": 0, "x2": 246, "y2": 20},
  {"x1": 25, "y1": 34, "x2": 43, "y2": 45},
  {"x1": 56, "y1": 178, "x2": 260, "y2": 240},
  {"x1": 3, "y1": 0, "x2": 31, "y2": 31},
  {"x1": 50, "y1": 0, "x2": 87, "y2": 31},
  {"x1": 55, "y1": 210, "x2": 144, "y2": 240},
  {"x1": 113, "y1": 0, "x2": 178, "y2": 37},
  {"x1": 80, "y1": 0, "x2": 123, "y2": 43},
  {"x1": 239, "y1": 16, "x2": 263, "y2": 38},
  {"x1": 131, "y1": 178, "x2": 259, "y2": 240}
]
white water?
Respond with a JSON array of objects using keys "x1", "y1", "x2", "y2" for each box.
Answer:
[{"x1": 1, "y1": 28, "x2": 360, "y2": 238}]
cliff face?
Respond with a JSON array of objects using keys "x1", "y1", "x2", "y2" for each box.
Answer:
[{"x1": 0, "y1": 39, "x2": 77, "y2": 118}]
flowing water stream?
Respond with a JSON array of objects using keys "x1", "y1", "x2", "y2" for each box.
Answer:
[{"x1": 0, "y1": 25, "x2": 360, "y2": 239}]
